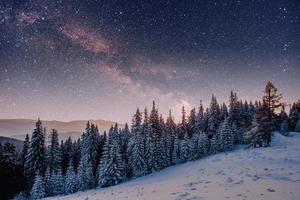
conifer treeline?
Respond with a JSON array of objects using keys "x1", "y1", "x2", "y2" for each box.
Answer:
[{"x1": 1, "y1": 81, "x2": 300, "y2": 199}]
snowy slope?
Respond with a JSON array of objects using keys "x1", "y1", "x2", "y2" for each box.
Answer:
[{"x1": 47, "y1": 133, "x2": 300, "y2": 200}]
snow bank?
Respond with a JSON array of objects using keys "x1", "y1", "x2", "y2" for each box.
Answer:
[{"x1": 47, "y1": 132, "x2": 300, "y2": 200}]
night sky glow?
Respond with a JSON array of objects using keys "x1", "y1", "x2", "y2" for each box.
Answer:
[{"x1": 0, "y1": 0, "x2": 299, "y2": 123}]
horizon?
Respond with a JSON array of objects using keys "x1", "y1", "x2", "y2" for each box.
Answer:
[{"x1": 0, "y1": 88, "x2": 297, "y2": 124}]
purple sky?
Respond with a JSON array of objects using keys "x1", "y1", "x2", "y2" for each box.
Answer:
[{"x1": 0, "y1": 0, "x2": 299, "y2": 123}]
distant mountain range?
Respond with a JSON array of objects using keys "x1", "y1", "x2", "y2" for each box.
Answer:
[
  {"x1": 0, "y1": 119, "x2": 124, "y2": 141},
  {"x1": 0, "y1": 136, "x2": 23, "y2": 152}
]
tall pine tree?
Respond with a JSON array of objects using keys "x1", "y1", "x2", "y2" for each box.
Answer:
[
  {"x1": 263, "y1": 81, "x2": 282, "y2": 130},
  {"x1": 30, "y1": 174, "x2": 46, "y2": 199},
  {"x1": 98, "y1": 140, "x2": 125, "y2": 187},
  {"x1": 46, "y1": 129, "x2": 61, "y2": 173},
  {"x1": 165, "y1": 110, "x2": 176, "y2": 165},
  {"x1": 20, "y1": 134, "x2": 30, "y2": 169},
  {"x1": 207, "y1": 95, "x2": 221, "y2": 138},
  {"x1": 149, "y1": 101, "x2": 164, "y2": 171},
  {"x1": 128, "y1": 108, "x2": 147, "y2": 177},
  {"x1": 65, "y1": 162, "x2": 77, "y2": 194},
  {"x1": 218, "y1": 118, "x2": 234, "y2": 152},
  {"x1": 25, "y1": 119, "x2": 46, "y2": 183},
  {"x1": 245, "y1": 103, "x2": 273, "y2": 147}
]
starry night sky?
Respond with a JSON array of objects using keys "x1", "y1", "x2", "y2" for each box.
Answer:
[{"x1": 0, "y1": 0, "x2": 299, "y2": 123}]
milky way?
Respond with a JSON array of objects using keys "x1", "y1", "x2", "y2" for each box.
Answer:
[{"x1": 0, "y1": 0, "x2": 299, "y2": 123}]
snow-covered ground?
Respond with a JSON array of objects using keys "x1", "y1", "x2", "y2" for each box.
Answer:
[{"x1": 48, "y1": 132, "x2": 300, "y2": 200}]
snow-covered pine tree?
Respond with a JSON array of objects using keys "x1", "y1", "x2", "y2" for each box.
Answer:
[
  {"x1": 30, "y1": 174, "x2": 46, "y2": 199},
  {"x1": 65, "y1": 162, "x2": 77, "y2": 194},
  {"x1": 77, "y1": 154, "x2": 94, "y2": 191},
  {"x1": 245, "y1": 103, "x2": 272, "y2": 147},
  {"x1": 153, "y1": 139, "x2": 165, "y2": 170},
  {"x1": 52, "y1": 168, "x2": 64, "y2": 196},
  {"x1": 207, "y1": 95, "x2": 221, "y2": 138},
  {"x1": 191, "y1": 134, "x2": 200, "y2": 160},
  {"x1": 44, "y1": 167, "x2": 53, "y2": 197},
  {"x1": 98, "y1": 141, "x2": 125, "y2": 187},
  {"x1": 218, "y1": 118, "x2": 234, "y2": 152},
  {"x1": 89, "y1": 123, "x2": 100, "y2": 176},
  {"x1": 97, "y1": 139, "x2": 109, "y2": 187},
  {"x1": 114, "y1": 123, "x2": 121, "y2": 146},
  {"x1": 187, "y1": 108, "x2": 196, "y2": 138},
  {"x1": 145, "y1": 125, "x2": 154, "y2": 173},
  {"x1": 249, "y1": 101, "x2": 256, "y2": 117},
  {"x1": 179, "y1": 106, "x2": 188, "y2": 139},
  {"x1": 143, "y1": 107, "x2": 154, "y2": 173},
  {"x1": 210, "y1": 130, "x2": 219, "y2": 154},
  {"x1": 128, "y1": 108, "x2": 147, "y2": 177},
  {"x1": 190, "y1": 129, "x2": 209, "y2": 160},
  {"x1": 161, "y1": 134, "x2": 169, "y2": 168},
  {"x1": 76, "y1": 125, "x2": 94, "y2": 190},
  {"x1": 119, "y1": 123, "x2": 130, "y2": 152},
  {"x1": 228, "y1": 92, "x2": 244, "y2": 143},
  {"x1": 121, "y1": 123, "x2": 130, "y2": 151},
  {"x1": 240, "y1": 105, "x2": 249, "y2": 139},
  {"x1": 195, "y1": 101, "x2": 204, "y2": 133},
  {"x1": 154, "y1": 131, "x2": 166, "y2": 170},
  {"x1": 242, "y1": 101, "x2": 253, "y2": 129},
  {"x1": 197, "y1": 101, "x2": 204, "y2": 119},
  {"x1": 197, "y1": 132, "x2": 209, "y2": 157},
  {"x1": 20, "y1": 133, "x2": 30, "y2": 168},
  {"x1": 180, "y1": 135, "x2": 191, "y2": 163},
  {"x1": 228, "y1": 91, "x2": 238, "y2": 120},
  {"x1": 288, "y1": 100, "x2": 300, "y2": 131},
  {"x1": 25, "y1": 119, "x2": 46, "y2": 181},
  {"x1": 71, "y1": 138, "x2": 81, "y2": 171},
  {"x1": 60, "y1": 137, "x2": 73, "y2": 174},
  {"x1": 165, "y1": 110, "x2": 176, "y2": 165},
  {"x1": 93, "y1": 126, "x2": 103, "y2": 166},
  {"x1": 159, "y1": 115, "x2": 169, "y2": 168},
  {"x1": 108, "y1": 123, "x2": 120, "y2": 145},
  {"x1": 244, "y1": 120, "x2": 262, "y2": 148},
  {"x1": 172, "y1": 134, "x2": 180, "y2": 165},
  {"x1": 46, "y1": 129, "x2": 61, "y2": 173},
  {"x1": 220, "y1": 103, "x2": 228, "y2": 121},
  {"x1": 107, "y1": 126, "x2": 114, "y2": 143},
  {"x1": 120, "y1": 123, "x2": 130, "y2": 176},
  {"x1": 232, "y1": 123, "x2": 244, "y2": 144},
  {"x1": 149, "y1": 101, "x2": 164, "y2": 171}
]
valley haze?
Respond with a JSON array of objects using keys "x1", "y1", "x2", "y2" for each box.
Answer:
[{"x1": 0, "y1": 119, "x2": 124, "y2": 141}]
